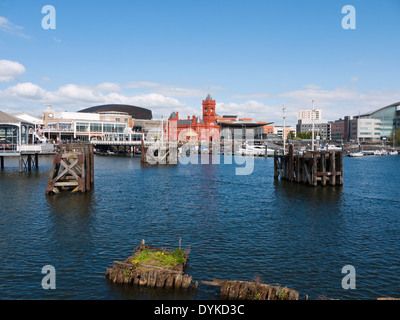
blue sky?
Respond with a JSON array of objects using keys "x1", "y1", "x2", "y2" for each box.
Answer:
[{"x1": 1, "y1": 0, "x2": 400, "y2": 124}]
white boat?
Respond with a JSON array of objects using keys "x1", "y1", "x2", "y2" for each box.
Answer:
[
  {"x1": 320, "y1": 144, "x2": 342, "y2": 151},
  {"x1": 237, "y1": 143, "x2": 266, "y2": 156},
  {"x1": 349, "y1": 151, "x2": 364, "y2": 157},
  {"x1": 266, "y1": 148, "x2": 275, "y2": 157},
  {"x1": 374, "y1": 150, "x2": 383, "y2": 156},
  {"x1": 389, "y1": 150, "x2": 398, "y2": 155}
]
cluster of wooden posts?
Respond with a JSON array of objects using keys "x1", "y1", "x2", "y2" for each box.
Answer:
[
  {"x1": 274, "y1": 145, "x2": 343, "y2": 186},
  {"x1": 105, "y1": 241, "x2": 195, "y2": 290},
  {"x1": 105, "y1": 261, "x2": 195, "y2": 290},
  {"x1": 201, "y1": 279, "x2": 299, "y2": 300},
  {"x1": 45, "y1": 144, "x2": 94, "y2": 195},
  {"x1": 140, "y1": 139, "x2": 178, "y2": 165}
]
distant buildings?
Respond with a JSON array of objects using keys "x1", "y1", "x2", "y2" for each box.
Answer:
[
  {"x1": 296, "y1": 119, "x2": 331, "y2": 140},
  {"x1": 167, "y1": 94, "x2": 219, "y2": 142},
  {"x1": 329, "y1": 102, "x2": 400, "y2": 142},
  {"x1": 297, "y1": 109, "x2": 322, "y2": 121},
  {"x1": 273, "y1": 125, "x2": 296, "y2": 139},
  {"x1": 168, "y1": 94, "x2": 271, "y2": 141}
]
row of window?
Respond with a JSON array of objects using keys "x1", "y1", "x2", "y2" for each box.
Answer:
[{"x1": 76, "y1": 122, "x2": 126, "y2": 133}]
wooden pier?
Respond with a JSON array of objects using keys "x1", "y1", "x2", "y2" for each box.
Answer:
[
  {"x1": 45, "y1": 143, "x2": 94, "y2": 195},
  {"x1": 274, "y1": 145, "x2": 343, "y2": 186},
  {"x1": 140, "y1": 139, "x2": 178, "y2": 165}
]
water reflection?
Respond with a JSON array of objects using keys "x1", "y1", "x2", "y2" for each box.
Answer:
[{"x1": 108, "y1": 283, "x2": 197, "y2": 300}]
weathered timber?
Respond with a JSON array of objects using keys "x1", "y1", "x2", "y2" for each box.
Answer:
[
  {"x1": 105, "y1": 240, "x2": 195, "y2": 290},
  {"x1": 274, "y1": 144, "x2": 343, "y2": 187},
  {"x1": 45, "y1": 144, "x2": 94, "y2": 195},
  {"x1": 201, "y1": 279, "x2": 299, "y2": 300},
  {"x1": 141, "y1": 138, "x2": 178, "y2": 165}
]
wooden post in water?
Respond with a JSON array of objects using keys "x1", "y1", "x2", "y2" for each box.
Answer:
[
  {"x1": 274, "y1": 144, "x2": 343, "y2": 187},
  {"x1": 45, "y1": 144, "x2": 94, "y2": 195}
]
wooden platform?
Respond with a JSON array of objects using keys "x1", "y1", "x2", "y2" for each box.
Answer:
[
  {"x1": 45, "y1": 144, "x2": 94, "y2": 194},
  {"x1": 274, "y1": 145, "x2": 343, "y2": 186}
]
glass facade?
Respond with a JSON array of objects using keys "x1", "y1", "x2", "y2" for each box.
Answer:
[
  {"x1": 0, "y1": 126, "x2": 18, "y2": 144},
  {"x1": 361, "y1": 105, "x2": 397, "y2": 138}
]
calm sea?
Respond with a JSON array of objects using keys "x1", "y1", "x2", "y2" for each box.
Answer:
[{"x1": 0, "y1": 154, "x2": 399, "y2": 300}]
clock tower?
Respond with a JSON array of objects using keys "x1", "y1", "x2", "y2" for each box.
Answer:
[{"x1": 202, "y1": 93, "x2": 216, "y2": 126}]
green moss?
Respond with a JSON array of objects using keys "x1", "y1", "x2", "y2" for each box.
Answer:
[{"x1": 131, "y1": 249, "x2": 186, "y2": 269}]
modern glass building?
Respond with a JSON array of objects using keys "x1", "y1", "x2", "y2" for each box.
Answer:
[{"x1": 351, "y1": 102, "x2": 400, "y2": 141}]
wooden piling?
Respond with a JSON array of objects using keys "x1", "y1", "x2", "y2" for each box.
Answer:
[
  {"x1": 202, "y1": 279, "x2": 299, "y2": 300},
  {"x1": 274, "y1": 144, "x2": 343, "y2": 187},
  {"x1": 45, "y1": 144, "x2": 94, "y2": 195},
  {"x1": 105, "y1": 241, "x2": 194, "y2": 291}
]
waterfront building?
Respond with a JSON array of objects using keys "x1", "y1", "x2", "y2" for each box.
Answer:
[
  {"x1": 330, "y1": 102, "x2": 400, "y2": 142},
  {"x1": 297, "y1": 109, "x2": 322, "y2": 121},
  {"x1": 350, "y1": 102, "x2": 400, "y2": 142},
  {"x1": 168, "y1": 94, "x2": 220, "y2": 142},
  {"x1": 349, "y1": 118, "x2": 382, "y2": 142},
  {"x1": 330, "y1": 116, "x2": 351, "y2": 142},
  {"x1": 296, "y1": 119, "x2": 331, "y2": 140},
  {"x1": 216, "y1": 115, "x2": 271, "y2": 140},
  {"x1": 40, "y1": 105, "x2": 138, "y2": 142},
  {"x1": 0, "y1": 111, "x2": 35, "y2": 148}
]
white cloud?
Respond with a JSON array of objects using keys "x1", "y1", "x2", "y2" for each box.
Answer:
[
  {"x1": 96, "y1": 82, "x2": 121, "y2": 92},
  {"x1": 0, "y1": 16, "x2": 30, "y2": 38},
  {"x1": 0, "y1": 81, "x2": 186, "y2": 115},
  {"x1": 0, "y1": 59, "x2": 26, "y2": 82},
  {"x1": 4, "y1": 82, "x2": 46, "y2": 99},
  {"x1": 216, "y1": 100, "x2": 279, "y2": 122}
]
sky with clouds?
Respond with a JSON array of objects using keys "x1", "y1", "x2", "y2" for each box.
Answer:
[{"x1": 1, "y1": 0, "x2": 400, "y2": 125}]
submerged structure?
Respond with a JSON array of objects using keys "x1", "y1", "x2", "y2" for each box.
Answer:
[{"x1": 105, "y1": 240, "x2": 195, "y2": 290}]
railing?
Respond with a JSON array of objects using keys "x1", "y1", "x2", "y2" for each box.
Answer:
[
  {"x1": 90, "y1": 140, "x2": 144, "y2": 146},
  {"x1": 18, "y1": 143, "x2": 55, "y2": 153},
  {"x1": 0, "y1": 143, "x2": 55, "y2": 154},
  {"x1": 0, "y1": 143, "x2": 18, "y2": 154}
]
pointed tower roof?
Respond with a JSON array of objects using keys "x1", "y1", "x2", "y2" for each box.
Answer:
[{"x1": 205, "y1": 93, "x2": 213, "y2": 101}]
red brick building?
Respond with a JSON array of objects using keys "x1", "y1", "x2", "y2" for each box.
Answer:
[{"x1": 167, "y1": 94, "x2": 219, "y2": 142}]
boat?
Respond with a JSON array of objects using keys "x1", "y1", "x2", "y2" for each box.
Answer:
[
  {"x1": 374, "y1": 150, "x2": 383, "y2": 156},
  {"x1": 349, "y1": 151, "x2": 364, "y2": 157},
  {"x1": 237, "y1": 143, "x2": 266, "y2": 156},
  {"x1": 320, "y1": 144, "x2": 342, "y2": 151},
  {"x1": 389, "y1": 150, "x2": 398, "y2": 155}
]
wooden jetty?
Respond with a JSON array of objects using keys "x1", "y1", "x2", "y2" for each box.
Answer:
[
  {"x1": 201, "y1": 279, "x2": 299, "y2": 300},
  {"x1": 274, "y1": 145, "x2": 343, "y2": 186},
  {"x1": 105, "y1": 240, "x2": 196, "y2": 290},
  {"x1": 140, "y1": 139, "x2": 178, "y2": 165},
  {"x1": 45, "y1": 143, "x2": 94, "y2": 195}
]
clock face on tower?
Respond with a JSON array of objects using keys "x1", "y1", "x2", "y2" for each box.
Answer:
[{"x1": 48, "y1": 113, "x2": 53, "y2": 118}]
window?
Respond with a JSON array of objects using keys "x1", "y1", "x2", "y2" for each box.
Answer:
[
  {"x1": 90, "y1": 123, "x2": 102, "y2": 132},
  {"x1": 116, "y1": 118, "x2": 120, "y2": 122},
  {"x1": 103, "y1": 124, "x2": 114, "y2": 132},
  {"x1": 76, "y1": 122, "x2": 89, "y2": 132}
]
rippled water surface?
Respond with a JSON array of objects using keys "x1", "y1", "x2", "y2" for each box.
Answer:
[{"x1": 0, "y1": 154, "x2": 399, "y2": 299}]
